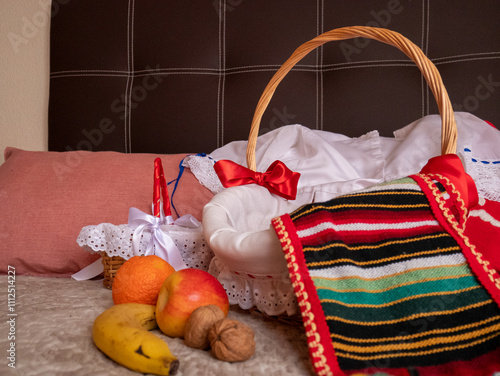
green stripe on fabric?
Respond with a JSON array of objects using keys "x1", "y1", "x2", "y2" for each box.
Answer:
[
  {"x1": 338, "y1": 190, "x2": 425, "y2": 201},
  {"x1": 312, "y1": 264, "x2": 472, "y2": 293},
  {"x1": 322, "y1": 286, "x2": 491, "y2": 323},
  {"x1": 377, "y1": 177, "x2": 418, "y2": 186},
  {"x1": 317, "y1": 275, "x2": 480, "y2": 306}
]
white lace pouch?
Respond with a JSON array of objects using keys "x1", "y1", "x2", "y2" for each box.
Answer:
[{"x1": 76, "y1": 220, "x2": 214, "y2": 271}]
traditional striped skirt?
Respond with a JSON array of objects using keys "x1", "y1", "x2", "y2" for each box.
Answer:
[{"x1": 272, "y1": 173, "x2": 500, "y2": 375}]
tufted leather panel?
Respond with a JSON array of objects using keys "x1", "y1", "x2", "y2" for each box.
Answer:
[{"x1": 48, "y1": 0, "x2": 500, "y2": 155}]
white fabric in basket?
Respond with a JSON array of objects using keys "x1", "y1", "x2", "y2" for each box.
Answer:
[
  {"x1": 200, "y1": 112, "x2": 500, "y2": 315},
  {"x1": 202, "y1": 185, "x2": 302, "y2": 315},
  {"x1": 188, "y1": 112, "x2": 500, "y2": 203},
  {"x1": 210, "y1": 125, "x2": 386, "y2": 204},
  {"x1": 203, "y1": 184, "x2": 302, "y2": 315},
  {"x1": 203, "y1": 184, "x2": 300, "y2": 275}
]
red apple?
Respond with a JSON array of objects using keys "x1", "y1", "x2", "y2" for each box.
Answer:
[{"x1": 155, "y1": 268, "x2": 229, "y2": 338}]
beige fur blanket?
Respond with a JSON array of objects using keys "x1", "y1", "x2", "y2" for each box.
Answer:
[{"x1": 0, "y1": 276, "x2": 313, "y2": 376}]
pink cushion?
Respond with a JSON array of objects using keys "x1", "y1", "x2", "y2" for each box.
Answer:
[{"x1": 0, "y1": 148, "x2": 214, "y2": 277}]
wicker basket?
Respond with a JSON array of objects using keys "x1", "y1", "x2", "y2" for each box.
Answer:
[
  {"x1": 76, "y1": 157, "x2": 214, "y2": 289},
  {"x1": 203, "y1": 26, "x2": 458, "y2": 319},
  {"x1": 101, "y1": 253, "x2": 125, "y2": 289},
  {"x1": 76, "y1": 220, "x2": 213, "y2": 289},
  {"x1": 245, "y1": 26, "x2": 456, "y2": 170}
]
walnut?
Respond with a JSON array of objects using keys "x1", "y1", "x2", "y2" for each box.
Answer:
[
  {"x1": 208, "y1": 318, "x2": 256, "y2": 362},
  {"x1": 184, "y1": 305, "x2": 226, "y2": 349}
]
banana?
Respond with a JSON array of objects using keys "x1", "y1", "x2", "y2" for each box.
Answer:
[{"x1": 92, "y1": 303, "x2": 179, "y2": 375}]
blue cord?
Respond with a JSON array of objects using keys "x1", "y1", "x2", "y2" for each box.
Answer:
[{"x1": 168, "y1": 153, "x2": 213, "y2": 218}]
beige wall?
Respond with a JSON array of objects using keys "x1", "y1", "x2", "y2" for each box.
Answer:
[{"x1": 0, "y1": 0, "x2": 50, "y2": 164}]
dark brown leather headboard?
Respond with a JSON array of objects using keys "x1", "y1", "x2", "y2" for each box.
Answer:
[{"x1": 48, "y1": 0, "x2": 500, "y2": 155}]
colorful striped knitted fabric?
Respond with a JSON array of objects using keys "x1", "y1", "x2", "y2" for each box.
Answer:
[{"x1": 272, "y1": 176, "x2": 500, "y2": 375}]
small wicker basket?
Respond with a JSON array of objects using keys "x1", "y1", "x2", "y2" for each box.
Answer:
[
  {"x1": 101, "y1": 253, "x2": 125, "y2": 289},
  {"x1": 77, "y1": 157, "x2": 214, "y2": 289}
]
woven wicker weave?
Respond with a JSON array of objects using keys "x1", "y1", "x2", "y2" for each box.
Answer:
[
  {"x1": 101, "y1": 253, "x2": 125, "y2": 289},
  {"x1": 245, "y1": 26, "x2": 457, "y2": 171}
]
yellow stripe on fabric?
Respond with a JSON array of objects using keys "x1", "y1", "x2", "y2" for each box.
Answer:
[
  {"x1": 333, "y1": 322, "x2": 500, "y2": 354},
  {"x1": 330, "y1": 315, "x2": 500, "y2": 343},
  {"x1": 339, "y1": 190, "x2": 425, "y2": 199},
  {"x1": 335, "y1": 331, "x2": 500, "y2": 361},
  {"x1": 325, "y1": 300, "x2": 493, "y2": 326},
  {"x1": 308, "y1": 247, "x2": 460, "y2": 268},
  {"x1": 313, "y1": 263, "x2": 469, "y2": 282},
  {"x1": 303, "y1": 232, "x2": 450, "y2": 252},
  {"x1": 292, "y1": 203, "x2": 429, "y2": 221},
  {"x1": 317, "y1": 273, "x2": 472, "y2": 294},
  {"x1": 320, "y1": 285, "x2": 481, "y2": 308}
]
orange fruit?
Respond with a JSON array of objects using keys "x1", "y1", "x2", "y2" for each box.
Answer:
[{"x1": 112, "y1": 255, "x2": 175, "y2": 305}]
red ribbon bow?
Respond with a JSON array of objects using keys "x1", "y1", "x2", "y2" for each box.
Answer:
[
  {"x1": 419, "y1": 154, "x2": 478, "y2": 210},
  {"x1": 214, "y1": 160, "x2": 301, "y2": 200}
]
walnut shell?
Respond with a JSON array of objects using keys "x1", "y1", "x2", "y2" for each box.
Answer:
[
  {"x1": 208, "y1": 318, "x2": 256, "y2": 362},
  {"x1": 184, "y1": 305, "x2": 226, "y2": 349}
]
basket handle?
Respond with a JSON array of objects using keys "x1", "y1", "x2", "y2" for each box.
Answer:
[{"x1": 246, "y1": 26, "x2": 457, "y2": 171}]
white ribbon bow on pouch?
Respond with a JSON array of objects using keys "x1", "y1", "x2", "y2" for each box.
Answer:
[{"x1": 128, "y1": 206, "x2": 195, "y2": 270}]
